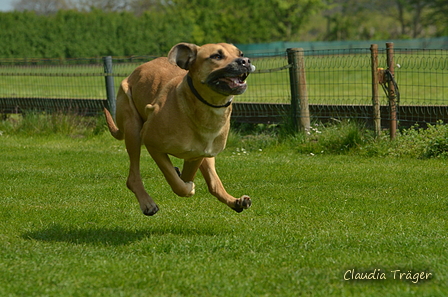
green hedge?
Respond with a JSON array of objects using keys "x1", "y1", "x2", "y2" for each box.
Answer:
[
  {"x1": 0, "y1": 0, "x2": 323, "y2": 58},
  {"x1": 0, "y1": 8, "x2": 257, "y2": 58},
  {"x1": 0, "y1": 9, "x2": 195, "y2": 58}
]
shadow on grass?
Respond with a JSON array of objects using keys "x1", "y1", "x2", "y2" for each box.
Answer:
[{"x1": 22, "y1": 223, "x2": 223, "y2": 246}]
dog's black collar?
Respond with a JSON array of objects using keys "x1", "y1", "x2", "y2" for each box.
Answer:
[{"x1": 187, "y1": 75, "x2": 233, "y2": 108}]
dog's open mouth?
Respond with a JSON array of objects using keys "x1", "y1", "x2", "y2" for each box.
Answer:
[
  {"x1": 217, "y1": 73, "x2": 249, "y2": 87},
  {"x1": 205, "y1": 60, "x2": 255, "y2": 96},
  {"x1": 209, "y1": 72, "x2": 250, "y2": 95}
]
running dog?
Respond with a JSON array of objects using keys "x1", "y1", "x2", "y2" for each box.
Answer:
[{"x1": 104, "y1": 43, "x2": 255, "y2": 216}]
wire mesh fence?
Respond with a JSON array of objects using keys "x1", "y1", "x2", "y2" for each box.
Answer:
[
  {"x1": 232, "y1": 47, "x2": 448, "y2": 127},
  {"x1": 231, "y1": 52, "x2": 291, "y2": 123},
  {"x1": 0, "y1": 58, "x2": 105, "y2": 99},
  {"x1": 0, "y1": 46, "x2": 447, "y2": 128},
  {"x1": 305, "y1": 49, "x2": 373, "y2": 105},
  {"x1": 0, "y1": 56, "x2": 155, "y2": 115},
  {"x1": 389, "y1": 49, "x2": 448, "y2": 128},
  {"x1": 394, "y1": 49, "x2": 448, "y2": 105}
]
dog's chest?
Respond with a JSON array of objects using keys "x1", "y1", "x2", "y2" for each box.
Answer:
[
  {"x1": 144, "y1": 122, "x2": 226, "y2": 159},
  {"x1": 142, "y1": 97, "x2": 229, "y2": 159},
  {"x1": 194, "y1": 130, "x2": 224, "y2": 157},
  {"x1": 175, "y1": 109, "x2": 229, "y2": 159},
  {"x1": 184, "y1": 129, "x2": 228, "y2": 159},
  {"x1": 166, "y1": 128, "x2": 224, "y2": 159}
]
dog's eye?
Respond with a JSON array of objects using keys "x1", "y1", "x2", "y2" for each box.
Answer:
[{"x1": 210, "y1": 54, "x2": 223, "y2": 60}]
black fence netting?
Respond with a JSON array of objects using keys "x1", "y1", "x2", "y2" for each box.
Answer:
[{"x1": 1, "y1": 47, "x2": 447, "y2": 127}]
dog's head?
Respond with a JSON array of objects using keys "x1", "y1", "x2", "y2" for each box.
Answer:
[{"x1": 168, "y1": 43, "x2": 255, "y2": 96}]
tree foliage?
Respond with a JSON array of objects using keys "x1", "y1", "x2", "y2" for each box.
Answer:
[{"x1": 427, "y1": 0, "x2": 448, "y2": 36}]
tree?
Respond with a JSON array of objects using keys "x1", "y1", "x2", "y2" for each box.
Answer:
[
  {"x1": 427, "y1": 0, "x2": 448, "y2": 35},
  {"x1": 269, "y1": 0, "x2": 324, "y2": 41},
  {"x1": 373, "y1": 0, "x2": 432, "y2": 38},
  {"x1": 322, "y1": 0, "x2": 375, "y2": 40},
  {"x1": 391, "y1": 0, "x2": 429, "y2": 38},
  {"x1": 166, "y1": 0, "x2": 324, "y2": 44},
  {"x1": 322, "y1": 0, "x2": 436, "y2": 40}
]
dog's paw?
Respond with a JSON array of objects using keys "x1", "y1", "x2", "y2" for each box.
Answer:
[
  {"x1": 172, "y1": 181, "x2": 195, "y2": 197},
  {"x1": 142, "y1": 204, "x2": 159, "y2": 216},
  {"x1": 232, "y1": 195, "x2": 251, "y2": 213},
  {"x1": 185, "y1": 181, "x2": 195, "y2": 197}
]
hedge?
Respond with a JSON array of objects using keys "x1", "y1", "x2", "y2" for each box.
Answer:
[{"x1": 0, "y1": 9, "x2": 195, "y2": 58}]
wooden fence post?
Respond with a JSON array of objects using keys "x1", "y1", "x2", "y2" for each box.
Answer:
[
  {"x1": 287, "y1": 48, "x2": 310, "y2": 132},
  {"x1": 103, "y1": 56, "x2": 116, "y2": 119},
  {"x1": 386, "y1": 42, "x2": 397, "y2": 140},
  {"x1": 370, "y1": 44, "x2": 381, "y2": 138}
]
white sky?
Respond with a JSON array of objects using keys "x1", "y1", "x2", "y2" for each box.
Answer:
[{"x1": 0, "y1": 0, "x2": 13, "y2": 11}]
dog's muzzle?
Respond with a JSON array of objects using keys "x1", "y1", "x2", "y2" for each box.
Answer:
[{"x1": 205, "y1": 57, "x2": 256, "y2": 96}]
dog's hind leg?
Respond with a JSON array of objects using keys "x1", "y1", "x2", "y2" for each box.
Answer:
[
  {"x1": 124, "y1": 126, "x2": 159, "y2": 216},
  {"x1": 117, "y1": 85, "x2": 159, "y2": 216},
  {"x1": 199, "y1": 157, "x2": 251, "y2": 212}
]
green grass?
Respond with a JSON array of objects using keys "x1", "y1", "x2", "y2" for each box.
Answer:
[{"x1": 1, "y1": 117, "x2": 448, "y2": 296}]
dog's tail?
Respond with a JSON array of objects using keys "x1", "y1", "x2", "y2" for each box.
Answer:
[{"x1": 103, "y1": 108, "x2": 124, "y2": 140}]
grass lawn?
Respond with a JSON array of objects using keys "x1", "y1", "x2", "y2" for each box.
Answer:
[{"x1": 1, "y1": 132, "x2": 447, "y2": 296}]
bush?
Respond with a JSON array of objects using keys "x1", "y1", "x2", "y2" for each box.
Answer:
[
  {"x1": 295, "y1": 120, "x2": 371, "y2": 155},
  {"x1": 227, "y1": 120, "x2": 448, "y2": 159},
  {"x1": 2, "y1": 113, "x2": 447, "y2": 159},
  {"x1": 424, "y1": 136, "x2": 448, "y2": 159},
  {"x1": 387, "y1": 121, "x2": 448, "y2": 158},
  {"x1": 0, "y1": 112, "x2": 106, "y2": 137}
]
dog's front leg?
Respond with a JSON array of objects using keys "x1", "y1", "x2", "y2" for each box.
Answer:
[
  {"x1": 179, "y1": 158, "x2": 204, "y2": 182},
  {"x1": 148, "y1": 149, "x2": 196, "y2": 197},
  {"x1": 200, "y1": 157, "x2": 251, "y2": 212}
]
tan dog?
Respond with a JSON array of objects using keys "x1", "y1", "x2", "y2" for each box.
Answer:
[{"x1": 103, "y1": 43, "x2": 255, "y2": 216}]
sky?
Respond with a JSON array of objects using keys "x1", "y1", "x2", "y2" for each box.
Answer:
[{"x1": 0, "y1": 0, "x2": 13, "y2": 11}]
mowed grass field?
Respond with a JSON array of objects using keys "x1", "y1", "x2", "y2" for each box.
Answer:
[
  {"x1": 1, "y1": 131, "x2": 447, "y2": 296},
  {"x1": 1, "y1": 51, "x2": 447, "y2": 105}
]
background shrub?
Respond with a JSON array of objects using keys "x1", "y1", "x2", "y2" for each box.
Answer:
[{"x1": 2, "y1": 113, "x2": 447, "y2": 159}]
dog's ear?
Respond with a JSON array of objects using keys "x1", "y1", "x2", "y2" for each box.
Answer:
[{"x1": 168, "y1": 43, "x2": 199, "y2": 70}]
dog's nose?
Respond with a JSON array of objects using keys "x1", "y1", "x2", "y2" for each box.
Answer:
[{"x1": 236, "y1": 57, "x2": 251, "y2": 66}]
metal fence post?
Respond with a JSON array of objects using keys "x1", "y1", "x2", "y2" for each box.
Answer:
[
  {"x1": 103, "y1": 56, "x2": 116, "y2": 119},
  {"x1": 287, "y1": 48, "x2": 310, "y2": 133},
  {"x1": 370, "y1": 44, "x2": 381, "y2": 138}
]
